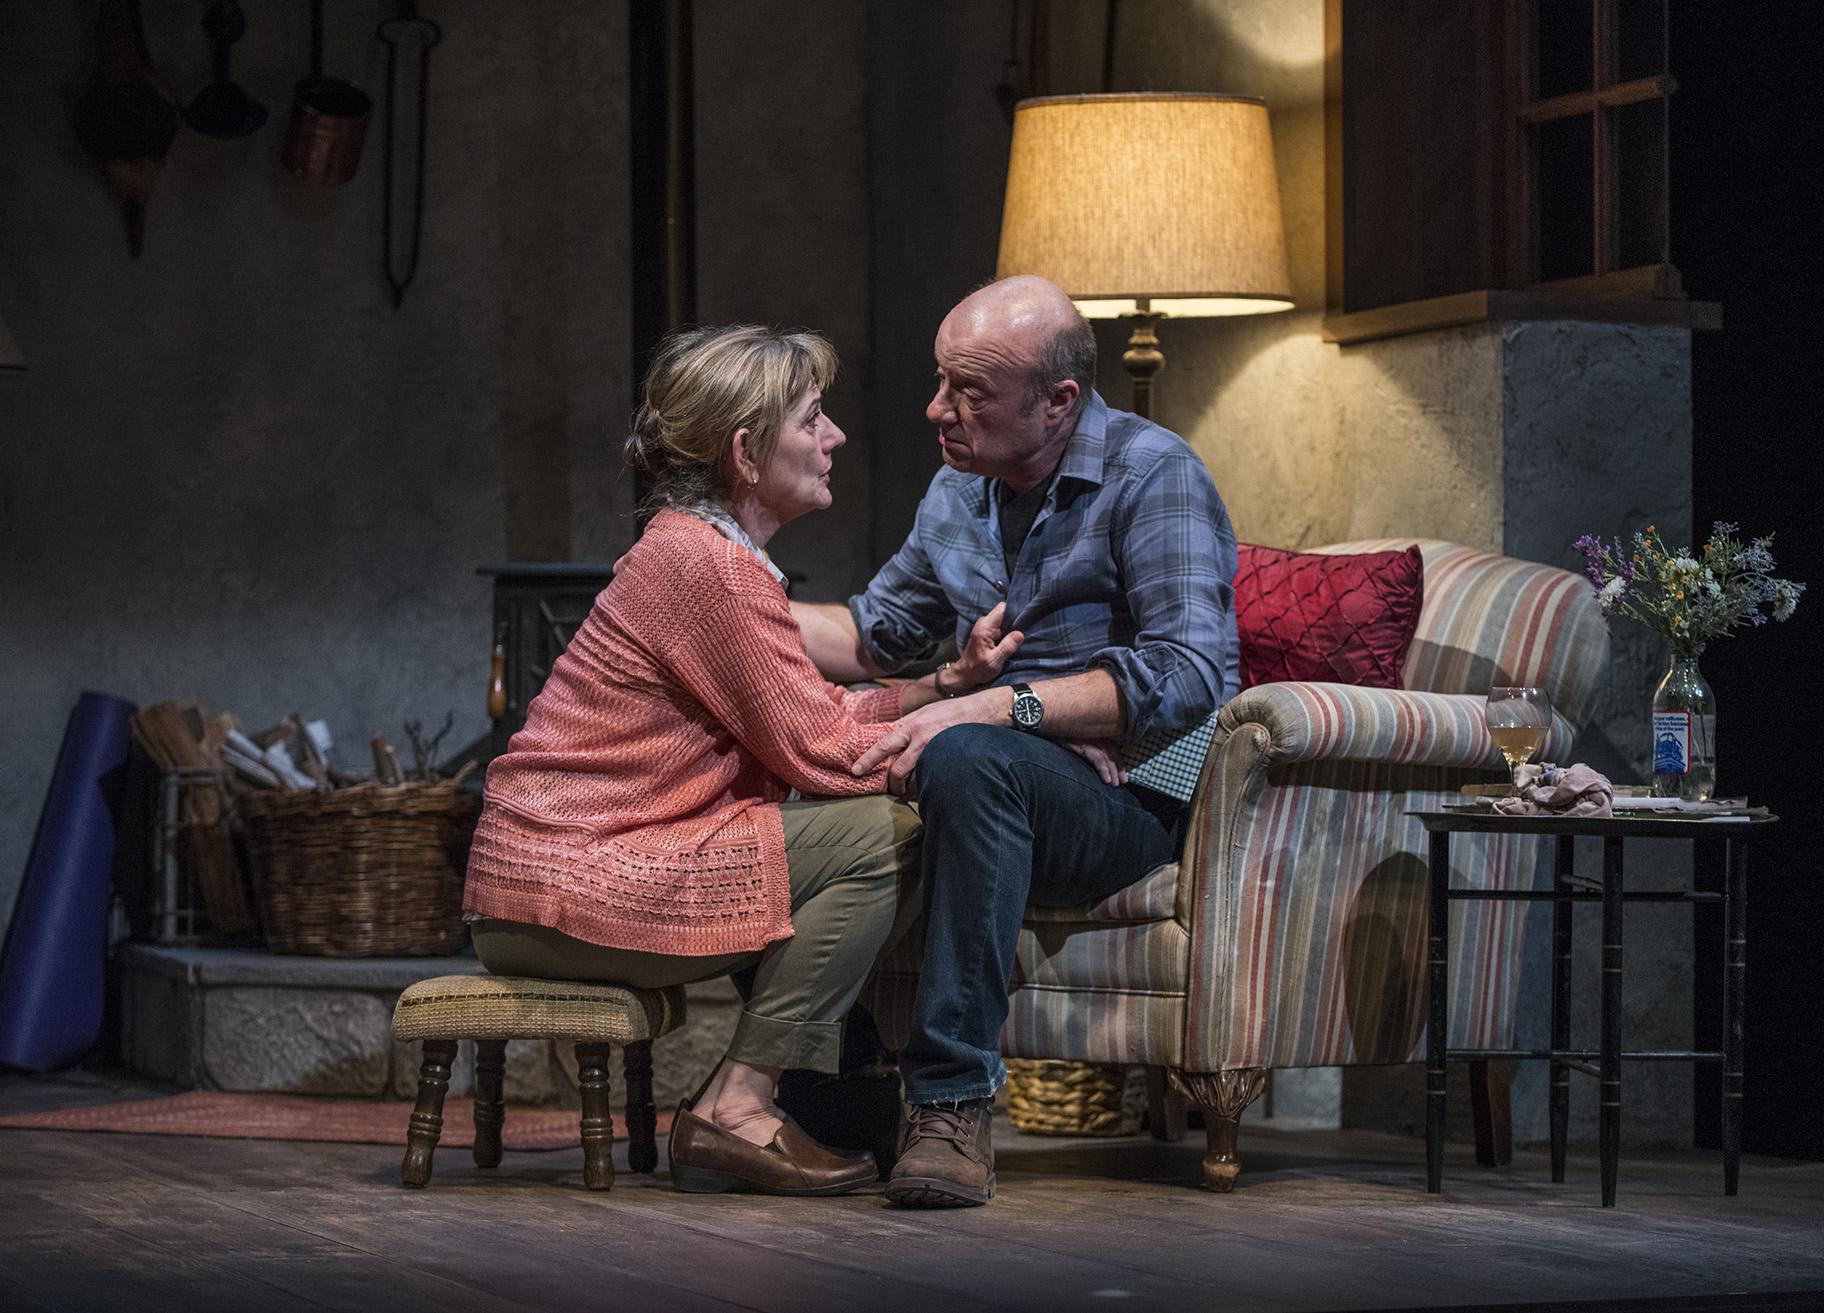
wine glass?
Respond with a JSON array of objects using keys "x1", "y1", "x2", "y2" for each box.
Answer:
[{"x1": 1485, "y1": 686, "x2": 1553, "y2": 789}]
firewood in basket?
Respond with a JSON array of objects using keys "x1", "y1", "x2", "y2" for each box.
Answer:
[
  {"x1": 403, "y1": 711, "x2": 456, "y2": 781},
  {"x1": 371, "y1": 736, "x2": 406, "y2": 786},
  {"x1": 289, "y1": 712, "x2": 330, "y2": 786}
]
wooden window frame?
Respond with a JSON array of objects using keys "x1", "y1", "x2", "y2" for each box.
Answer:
[
  {"x1": 1504, "y1": 0, "x2": 1678, "y2": 297},
  {"x1": 1323, "y1": 0, "x2": 1714, "y2": 344}
]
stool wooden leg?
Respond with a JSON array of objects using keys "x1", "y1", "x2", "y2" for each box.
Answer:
[
  {"x1": 402, "y1": 1038, "x2": 458, "y2": 1188},
  {"x1": 576, "y1": 1042, "x2": 616, "y2": 1191},
  {"x1": 623, "y1": 1039, "x2": 659, "y2": 1174},
  {"x1": 473, "y1": 1039, "x2": 507, "y2": 1169}
]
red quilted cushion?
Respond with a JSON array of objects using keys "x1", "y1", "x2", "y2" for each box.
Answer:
[{"x1": 1234, "y1": 544, "x2": 1424, "y2": 689}]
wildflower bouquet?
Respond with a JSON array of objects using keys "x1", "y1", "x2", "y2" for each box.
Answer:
[{"x1": 1573, "y1": 522, "x2": 1804, "y2": 659}]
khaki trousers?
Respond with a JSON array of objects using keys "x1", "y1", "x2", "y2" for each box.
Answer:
[{"x1": 470, "y1": 795, "x2": 921, "y2": 1073}]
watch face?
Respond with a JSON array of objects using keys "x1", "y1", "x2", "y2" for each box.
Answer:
[{"x1": 1012, "y1": 689, "x2": 1044, "y2": 729}]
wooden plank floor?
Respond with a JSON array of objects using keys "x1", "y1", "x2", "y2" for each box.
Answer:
[{"x1": 3, "y1": 1072, "x2": 1822, "y2": 1313}]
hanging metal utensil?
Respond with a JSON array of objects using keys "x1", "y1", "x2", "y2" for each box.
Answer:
[
  {"x1": 282, "y1": 0, "x2": 374, "y2": 184},
  {"x1": 376, "y1": 3, "x2": 442, "y2": 309},
  {"x1": 184, "y1": 0, "x2": 267, "y2": 138},
  {"x1": 73, "y1": 0, "x2": 178, "y2": 257}
]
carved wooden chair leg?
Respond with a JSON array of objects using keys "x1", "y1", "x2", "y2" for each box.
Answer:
[
  {"x1": 1144, "y1": 1065, "x2": 1189, "y2": 1142},
  {"x1": 576, "y1": 1042, "x2": 617, "y2": 1191},
  {"x1": 402, "y1": 1038, "x2": 459, "y2": 1188},
  {"x1": 1170, "y1": 1068, "x2": 1268, "y2": 1192},
  {"x1": 622, "y1": 1038, "x2": 659, "y2": 1173},
  {"x1": 472, "y1": 1039, "x2": 507, "y2": 1169},
  {"x1": 1469, "y1": 1058, "x2": 1514, "y2": 1167}
]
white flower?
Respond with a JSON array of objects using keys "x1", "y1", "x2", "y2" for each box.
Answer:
[
  {"x1": 1774, "y1": 580, "x2": 1802, "y2": 622},
  {"x1": 1599, "y1": 576, "x2": 1628, "y2": 606}
]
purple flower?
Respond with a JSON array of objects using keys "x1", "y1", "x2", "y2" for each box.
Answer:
[{"x1": 1571, "y1": 533, "x2": 1607, "y2": 590}]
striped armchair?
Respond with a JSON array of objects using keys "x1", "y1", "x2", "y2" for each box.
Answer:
[{"x1": 863, "y1": 541, "x2": 1610, "y2": 1190}]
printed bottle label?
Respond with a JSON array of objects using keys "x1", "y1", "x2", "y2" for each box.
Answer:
[{"x1": 1652, "y1": 711, "x2": 1690, "y2": 775}]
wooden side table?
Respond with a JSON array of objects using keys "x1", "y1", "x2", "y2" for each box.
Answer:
[{"x1": 1414, "y1": 809, "x2": 1777, "y2": 1206}]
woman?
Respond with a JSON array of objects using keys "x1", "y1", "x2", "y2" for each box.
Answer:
[{"x1": 462, "y1": 324, "x2": 1020, "y2": 1196}]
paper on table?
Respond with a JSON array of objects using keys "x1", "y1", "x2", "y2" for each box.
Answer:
[{"x1": 1611, "y1": 795, "x2": 1761, "y2": 816}]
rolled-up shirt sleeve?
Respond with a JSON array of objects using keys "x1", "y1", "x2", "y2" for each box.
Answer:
[
  {"x1": 1089, "y1": 448, "x2": 1237, "y2": 739},
  {"x1": 847, "y1": 509, "x2": 957, "y2": 675}
]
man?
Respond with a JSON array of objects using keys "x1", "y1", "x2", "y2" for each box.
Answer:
[{"x1": 792, "y1": 275, "x2": 1239, "y2": 1207}]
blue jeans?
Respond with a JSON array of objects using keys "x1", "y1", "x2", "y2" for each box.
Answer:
[{"x1": 899, "y1": 723, "x2": 1183, "y2": 1104}]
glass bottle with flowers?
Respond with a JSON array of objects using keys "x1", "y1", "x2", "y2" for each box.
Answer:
[{"x1": 1574, "y1": 523, "x2": 1804, "y2": 801}]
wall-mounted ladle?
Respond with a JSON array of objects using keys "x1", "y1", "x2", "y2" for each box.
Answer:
[{"x1": 184, "y1": 0, "x2": 267, "y2": 138}]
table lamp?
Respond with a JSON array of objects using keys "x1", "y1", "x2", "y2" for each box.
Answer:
[{"x1": 996, "y1": 93, "x2": 1292, "y2": 419}]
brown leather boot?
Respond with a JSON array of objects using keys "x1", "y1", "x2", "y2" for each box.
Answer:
[
  {"x1": 667, "y1": 1101, "x2": 877, "y2": 1196},
  {"x1": 884, "y1": 1099, "x2": 995, "y2": 1207}
]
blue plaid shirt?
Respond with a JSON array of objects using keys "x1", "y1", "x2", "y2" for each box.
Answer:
[{"x1": 849, "y1": 391, "x2": 1238, "y2": 745}]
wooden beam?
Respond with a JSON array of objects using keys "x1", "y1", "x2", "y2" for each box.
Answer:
[
  {"x1": 1324, "y1": 0, "x2": 1344, "y2": 314},
  {"x1": 1322, "y1": 287, "x2": 1720, "y2": 345},
  {"x1": 1592, "y1": 0, "x2": 1618, "y2": 274},
  {"x1": 1516, "y1": 73, "x2": 1676, "y2": 124}
]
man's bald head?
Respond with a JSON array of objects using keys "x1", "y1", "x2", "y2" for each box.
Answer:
[{"x1": 941, "y1": 276, "x2": 1097, "y2": 417}]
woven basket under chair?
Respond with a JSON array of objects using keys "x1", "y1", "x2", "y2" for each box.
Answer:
[
  {"x1": 1004, "y1": 1058, "x2": 1143, "y2": 1137},
  {"x1": 241, "y1": 780, "x2": 481, "y2": 957}
]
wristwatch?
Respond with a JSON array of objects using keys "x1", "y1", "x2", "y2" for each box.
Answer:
[{"x1": 1009, "y1": 682, "x2": 1044, "y2": 732}]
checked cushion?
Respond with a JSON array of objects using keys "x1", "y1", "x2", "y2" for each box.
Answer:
[{"x1": 1234, "y1": 543, "x2": 1424, "y2": 689}]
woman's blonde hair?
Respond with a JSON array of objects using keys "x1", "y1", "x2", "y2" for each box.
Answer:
[{"x1": 625, "y1": 324, "x2": 838, "y2": 511}]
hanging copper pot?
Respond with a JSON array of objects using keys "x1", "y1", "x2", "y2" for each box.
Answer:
[{"x1": 281, "y1": 0, "x2": 373, "y2": 184}]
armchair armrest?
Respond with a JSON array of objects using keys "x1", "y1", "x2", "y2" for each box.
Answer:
[{"x1": 1212, "y1": 682, "x2": 1577, "y2": 772}]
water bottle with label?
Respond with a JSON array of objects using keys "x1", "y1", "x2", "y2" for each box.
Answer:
[{"x1": 1650, "y1": 655, "x2": 1715, "y2": 801}]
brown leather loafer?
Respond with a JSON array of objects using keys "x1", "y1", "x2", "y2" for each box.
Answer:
[
  {"x1": 667, "y1": 1101, "x2": 877, "y2": 1196},
  {"x1": 884, "y1": 1099, "x2": 995, "y2": 1207}
]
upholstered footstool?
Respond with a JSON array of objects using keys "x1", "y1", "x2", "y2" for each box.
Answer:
[{"x1": 391, "y1": 974, "x2": 688, "y2": 1190}]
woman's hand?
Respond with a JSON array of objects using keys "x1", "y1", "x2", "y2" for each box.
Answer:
[
  {"x1": 1060, "y1": 739, "x2": 1128, "y2": 788},
  {"x1": 944, "y1": 603, "x2": 1024, "y2": 694}
]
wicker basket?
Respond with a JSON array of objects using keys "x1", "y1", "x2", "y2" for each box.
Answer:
[
  {"x1": 1005, "y1": 1059, "x2": 1142, "y2": 1137},
  {"x1": 241, "y1": 781, "x2": 481, "y2": 957}
]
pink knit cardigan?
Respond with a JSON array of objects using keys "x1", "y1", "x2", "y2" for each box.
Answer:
[{"x1": 463, "y1": 510, "x2": 902, "y2": 956}]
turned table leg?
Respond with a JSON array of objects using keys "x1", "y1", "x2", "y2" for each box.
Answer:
[
  {"x1": 576, "y1": 1042, "x2": 617, "y2": 1191},
  {"x1": 1550, "y1": 834, "x2": 1574, "y2": 1184},
  {"x1": 1170, "y1": 1068, "x2": 1267, "y2": 1192},
  {"x1": 622, "y1": 1039, "x2": 659, "y2": 1174},
  {"x1": 473, "y1": 1039, "x2": 507, "y2": 1169},
  {"x1": 402, "y1": 1038, "x2": 458, "y2": 1188}
]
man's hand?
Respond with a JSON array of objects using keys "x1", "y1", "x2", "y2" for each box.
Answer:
[
  {"x1": 946, "y1": 602, "x2": 1024, "y2": 693},
  {"x1": 853, "y1": 687, "x2": 1012, "y2": 795}
]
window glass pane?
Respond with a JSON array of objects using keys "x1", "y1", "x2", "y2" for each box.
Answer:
[
  {"x1": 1617, "y1": 0, "x2": 1668, "y2": 82},
  {"x1": 1536, "y1": 0, "x2": 1593, "y2": 99},
  {"x1": 1615, "y1": 98, "x2": 1669, "y2": 268},
  {"x1": 1536, "y1": 115, "x2": 1594, "y2": 280}
]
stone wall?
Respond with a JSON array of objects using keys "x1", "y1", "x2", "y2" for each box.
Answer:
[{"x1": 120, "y1": 946, "x2": 740, "y2": 1110}]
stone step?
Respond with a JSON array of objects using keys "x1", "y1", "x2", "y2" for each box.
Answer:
[{"x1": 119, "y1": 943, "x2": 739, "y2": 1110}]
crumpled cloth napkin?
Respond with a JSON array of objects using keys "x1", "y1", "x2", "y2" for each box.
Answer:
[{"x1": 1493, "y1": 763, "x2": 1614, "y2": 818}]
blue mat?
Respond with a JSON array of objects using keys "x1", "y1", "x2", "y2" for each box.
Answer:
[{"x1": 0, "y1": 690, "x2": 137, "y2": 1071}]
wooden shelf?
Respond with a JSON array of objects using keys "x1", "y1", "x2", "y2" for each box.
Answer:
[{"x1": 1322, "y1": 288, "x2": 1721, "y2": 346}]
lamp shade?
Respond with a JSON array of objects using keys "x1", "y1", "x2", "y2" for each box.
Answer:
[{"x1": 996, "y1": 93, "x2": 1293, "y2": 319}]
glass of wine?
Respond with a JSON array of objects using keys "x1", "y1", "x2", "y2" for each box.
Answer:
[{"x1": 1485, "y1": 686, "x2": 1553, "y2": 789}]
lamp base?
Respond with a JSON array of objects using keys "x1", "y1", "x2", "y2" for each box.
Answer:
[{"x1": 1121, "y1": 311, "x2": 1163, "y2": 421}]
